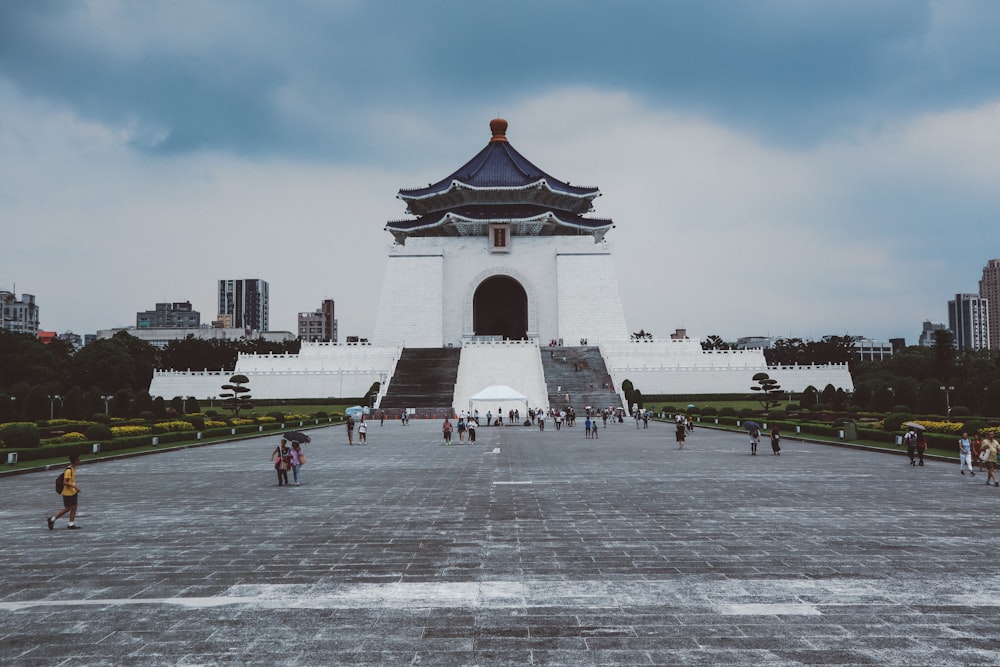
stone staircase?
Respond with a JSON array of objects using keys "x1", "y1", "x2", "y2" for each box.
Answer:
[
  {"x1": 540, "y1": 346, "x2": 622, "y2": 413},
  {"x1": 378, "y1": 348, "x2": 461, "y2": 418}
]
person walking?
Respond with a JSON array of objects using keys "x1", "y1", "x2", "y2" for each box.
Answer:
[
  {"x1": 916, "y1": 430, "x2": 928, "y2": 467},
  {"x1": 958, "y1": 432, "x2": 975, "y2": 476},
  {"x1": 271, "y1": 438, "x2": 290, "y2": 486},
  {"x1": 981, "y1": 431, "x2": 999, "y2": 487},
  {"x1": 442, "y1": 417, "x2": 453, "y2": 445},
  {"x1": 288, "y1": 441, "x2": 304, "y2": 485},
  {"x1": 457, "y1": 415, "x2": 467, "y2": 443},
  {"x1": 770, "y1": 425, "x2": 781, "y2": 455},
  {"x1": 346, "y1": 415, "x2": 355, "y2": 445},
  {"x1": 358, "y1": 419, "x2": 368, "y2": 444},
  {"x1": 584, "y1": 416, "x2": 592, "y2": 439},
  {"x1": 676, "y1": 419, "x2": 687, "y2": 450},
  {"x1": 48, "y1": 454, "x2": 82, "y2": 530},
  {"x1": 973, "y1": 433, "x2": 985, "y2": 473},
  {"x1": 904, "y1": 428, "x2": 918, "y2": 466},
  {"x1": 747, "y1": 423, "x2": 761, "y2": 456},
  {"x1": 467, "y1": 417, "x2": 477, "y2": 444}
]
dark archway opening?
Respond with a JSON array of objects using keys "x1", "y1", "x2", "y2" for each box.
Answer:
[{"x1": 473, "y1": 276, "x2": 528, "y2": 340}]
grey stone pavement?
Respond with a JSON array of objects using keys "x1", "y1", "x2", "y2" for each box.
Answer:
[{"x1": 1, "y1": 418, "x2": 999, "y2": 666}]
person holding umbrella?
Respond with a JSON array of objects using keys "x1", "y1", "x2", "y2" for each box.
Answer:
[
  {"x1": 745, "y1": 420, "x2": 761, "y2": 455},
  {"x1": 903, "y1": 426, "x2": 920, "y2": 466}
]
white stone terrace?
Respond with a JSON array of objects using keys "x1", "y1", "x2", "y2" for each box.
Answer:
[{"x1": 452, "y1": 340, "x2": 549, "y2": 415}]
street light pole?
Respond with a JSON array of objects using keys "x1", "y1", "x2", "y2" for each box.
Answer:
[{"x1": 939, "y1": 385, "x2": 955, "y2": 418}]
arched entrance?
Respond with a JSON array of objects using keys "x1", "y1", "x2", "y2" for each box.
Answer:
[{"x1": 473, "y1": 276, "x2": 528, "y2": 340}]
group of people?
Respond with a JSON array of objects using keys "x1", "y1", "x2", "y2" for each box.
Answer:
[
  {"x1": 746, "y1": 422, "x2": 781, "y2": 456},
  {"x1": 269, "y1": 438, "x2": 306, "y2": 486},
  {"x1": 956, "y1": 430, "x2": 999, "y2": 486},
  {"x1": 344, "y1": 415, "x2": 370, "y2": 445},
  {"x1": 442, "y1": 411, "x2": 478, "y2": 444}
]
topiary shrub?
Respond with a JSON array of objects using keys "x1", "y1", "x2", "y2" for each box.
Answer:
[
  {"x1": 184, "y1": 416, "x2": 206, "y2": 431},
  {"x1": 85, "y1": 423, "x2": 113, "y2": 441},
  {"x1": 138, "y1": 411, "x2": 156, "y2": 421},
  {"x1": 882, "y1": 413, "x2": 915, "y2": 432},
  {"x1": 267, "y1": 411, "x2": 285, "y2": 422},
  {"x1": 962, "y1": 419, "x2": 988, "y2": 435},
  {"x1": 719, "y1": 407, "x2": 737, "y2": 417},
  {"x1": 950, "y1": 406, "x2": 971, "y2": 418},
  {"x1": 767, "y1": 409, "x2": 786, "y2": 421},
  {"x1": 314, "y1": 411, "x2": 329, "y2": 418},
  {"x1": 737, "y1": 408, "x2": 756, "y2": 418},
  {"x1": 1, "y1": 422, "x2": 41, "y2": 449},
  {"x1": 91, "y1": 413, "x2": 111, "y2": 425},
  {"x1": 891, "y1": 405, "x2": 913, "y2": 414},
  {"x1": 701, "y1": 407, "x2": 718, "y2": 416}
]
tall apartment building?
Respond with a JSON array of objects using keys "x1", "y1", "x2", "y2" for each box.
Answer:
[
  {"x1": 0, "y1": 290, "x2": 40, "y2": 335},
  {"x1": 948, "y1": 293, "x2": 990, "y2": 351},
  {"x1": 918, "y1": 321, "x2": 947, "y2": 347},
  {"x1": 979, "y1": 258, "x2": 1000, "y2": 350},
  {"x1": 137, "y1": 301, "x2": 201, "y2": 329},
  {"x1": 217, "y1": 279, "x2": 269, "y2": 332},
  {"x1": 298, "y1": 299, "x2": 337, "y2": 342}
]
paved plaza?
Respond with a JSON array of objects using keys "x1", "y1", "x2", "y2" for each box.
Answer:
[{"x1": 1, "y1": 418, "x2": 998, "y2": 666}]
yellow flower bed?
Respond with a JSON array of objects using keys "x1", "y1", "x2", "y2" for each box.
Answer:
[
  {"x1": 256, "y1": 416, "x2": 277, "y2": 423},
  {"x1": 205, "y1": 420, "x2": 228, "y2": 429},
  {"x1": 51, "y1": 432, "x2": 87, "y2": 443},
  {"x1": 284, "y1": 414, "x2": 313, "y2": 421},
  {"x1": 231, "y1": 418, "x2": 256, "y2": 426},
  {"x1": 110, "y1": 425, "x2": 153, "y2": 437},
  {"x1": 156, "y1": 421, "x2": 196, "y2": 432}
]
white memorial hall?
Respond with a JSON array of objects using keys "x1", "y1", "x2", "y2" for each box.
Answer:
[{"x1": 150, "y1": 119, "x2": 852, "y2": 414}]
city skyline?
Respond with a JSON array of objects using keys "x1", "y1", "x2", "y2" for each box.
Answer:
[{"x1": 2, "y1": 2, "x2": 1000, "y2": 344}]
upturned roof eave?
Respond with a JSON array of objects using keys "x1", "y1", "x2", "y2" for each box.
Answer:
[{"x1": 397, "y1": 178, "x2": 600, "y2": 204}]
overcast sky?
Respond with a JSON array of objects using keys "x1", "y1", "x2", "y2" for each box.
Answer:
[{"x1": 3, "y1": 1, "x2": 999, "y2": 345}]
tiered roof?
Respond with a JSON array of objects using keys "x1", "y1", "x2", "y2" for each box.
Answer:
[{"x1": 386, "y1": 119, "x2": 614, "y2": 244}]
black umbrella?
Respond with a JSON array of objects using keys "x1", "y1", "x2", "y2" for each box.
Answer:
[
  {"x1": 285, "y1": 431, "x2": 311, "y2": 443},
  {"x1": 743, "y1": 420, "x2": 761, "y2": 431}
]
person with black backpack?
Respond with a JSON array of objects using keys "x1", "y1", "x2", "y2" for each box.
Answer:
[{"x1": 48, "y1": 453, "x2": 81, "y2": 530}]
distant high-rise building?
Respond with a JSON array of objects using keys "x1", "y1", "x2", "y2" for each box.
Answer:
[
  {"x1": 217, "y1": 279, "x2": 269, "y2": 332},
  {"x1": 979, "y1": 258, "x2": 1000, "y2": 350},
  {"x1": 0, "y1": 290, "x2": 39, "y2": 335},
  {"x1": 137, "y1": 301, "x2": 200, "y2": 329},
  {"x1": 948, "y1": 293, "x2": 990, "y2": 351},
  {"x1": 298, "y1": 299, "x2": 337, "y2": 342},
  {"x1": 918, "y1": 321, "x2": 947, "y2": 347}
]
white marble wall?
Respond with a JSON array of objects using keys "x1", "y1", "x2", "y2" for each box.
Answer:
[
  {"x1": 601, "y1": 340, "x2": 854, "y2": 396},
  {"x1": 372, "y1": 236, "x2": 629, "y2": 347}
]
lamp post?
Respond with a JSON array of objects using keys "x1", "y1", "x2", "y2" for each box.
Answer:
[
  {"x1": 49, "y1": 394, "x2": 61, "y2": 420},
  {"x1": 102, "y1": 395, "x2": 113, "y2": 415},
  {"x1": 940, "y1": 385, "x2": 955, "y2": 418}
]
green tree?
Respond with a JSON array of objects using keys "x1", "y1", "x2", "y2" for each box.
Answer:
[
  {"x1": 61, "y1": 386, "x2": 86, "y2": 420},
  {"x1": 160, "y1": 336, "x2": 238, "y2": 372},
  {"x1": 67, "y1": 333, "x2": 157, "y2": 393},
  {"x1": 701, "y1": 335, "x2": 732, "y2": 351},
  {"x1": 23, "y1": 385, "x2": 49, "y2": 421},
  {"x1": 220, "y1": 374, "x2": 253, "y2": 417},
  {"x1": 750, "y1": 372, "x2": 783, "y2": 411},
  {"x1": 0, "y1": 331, "x2": 65, "y2": 392}
]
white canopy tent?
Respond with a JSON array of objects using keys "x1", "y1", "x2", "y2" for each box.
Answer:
[{"x1": 467, "y1": 385, "x2": 530, "y2": 424}]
